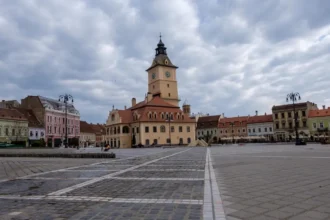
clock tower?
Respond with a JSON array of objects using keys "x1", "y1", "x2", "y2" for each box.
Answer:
[{"x1": 146, "y1": 37, "x2": 180, "y2": 107}]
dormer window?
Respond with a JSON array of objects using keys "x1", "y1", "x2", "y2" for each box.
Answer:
[{"x1": 165, "y1": 59, "x2": 169, "y2": 65}]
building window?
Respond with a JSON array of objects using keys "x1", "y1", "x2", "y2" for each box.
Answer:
[
  {"x1": 303, "y1": 121, "x2": 307, "y2": 127},
  {"x1": 265, "y1": 127, "x2": 267, "y2": 132},
  {"x1": 288, "y1": 112, "x2": 291, "y2": 118},
  {"x1": 248, "y1": 129, "x2": 251, "y2": 133},
  {"x1": 153, "y1": 126, "x2": 157, "y2": 132},
  {"x1": 171, "y1": 126, "x2": 174, "y2": 132},
  {"x1": 30, "y1": 131, "x2": 33, "y2": 137},
  {"x1": 123, "y1": 126, "x2": 129, "y2": 133},
  {"x1": 161, "y1": 114, "x2": 164, "y2": 119},
  {"x1": 5, "y1": 128, "x2": 8, "y2": 136},
  {"x1": 220, "y1": 130, "x2": 222, "y2": 134},
  {"x1": 168, "y1": 93, "x2": 171, "y2": 97},
  {"x1": 232, "y1": 130, "x2": 234, "y2": 133},
  {"x1": 281, "y1": 113, "x2": 284, "y2": 118},
  {"x1": 136, "y1": 127, "x2": 139, "y2": 133},
  {"x1": 269, "y1": 127, "x2": 272, "y2": 132},
  {"x1": 282, "y1": 122, "x2": 285, "y2": 128},
  {"x1": 160, "y1": 126, "x2": 166, "y2": 132},
  {"x1": 187, "y1": 137, "x2": 191, "y2": 143},
  {"x1": 63, "y1": 127, "x2": 65, "y2": 134},
  {"x1": 166, "y1": 138, "x2": 170, "y2": 143},
  {"x1": 63, "y1": 118, "x2": 65, "y2": 123},
  {"x1": 243, "y1": 129, "x2": 245, "y2": 132},
  {"x1": 253, "y1": 128, "x2": 255, "y2": 133},
  {"x1": 289, "y1": 122, "x2": 292, "y2": 129},
  {"x1": 225, "y1": 130, "x2": 227, "y2": 133},
  {"x1": 238, "y1": 129, "x2": 240, "y2": 133},
  {"x1": 198, "y1": 131, "x2": 200, "y2": 135},
  {"x1": 179, "y1": 126, "x2": 183, "y2": 132},
  {"x1": 211, "y1": 130, "x2": 213, "y2": 135},
  {"x1": 149, "y1": 114, "x2": 152, "y2": 119},
  {"x1": 320, "y1": 122, "x2": 324, "y2": 128},
  {"x1": 276, "y1": 124, "x2": 279, "y2": 129},
  {"x1": 36, "y1": 131, "x2": 38, "y2": 137},
  {"x1": 145, "y1": 126, "x2": 149, "y2": 133},
  {"x1": 145, "y1": 139, "x2": 150, "y2": 145},
  {"x1": 167, "y1": 84, "x2": 169, "y2": 88},
  {"x1": 313, "y1": 123, "x2": 316, "y2": 129},
  {"x1": 187, "y1": 126, "x2": 190, "y2": 132},
  {"x1": 302, "y1": 111, "x2": 306, "y2": 117},
  {"x1": 153, "y1": 85, "x2": 155, "y2": 89},
  {"x1": 275, "y1": 113, "x2": 278, "y2": 119},
  {"x1": 54, "y1": 127, "x2": 57, "y2": 134},
  {"x1": 132, "y1": 127, "x2": 135, "y2": 133}
]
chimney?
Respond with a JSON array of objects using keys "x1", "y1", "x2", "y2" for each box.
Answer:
[
  {"x1": 131, "y1": 98, "x2": 136, "y2": 107},
  {"x1": 124, "y1": 105, "x2": 127, "y2": 110},
  {"x1": 255, "y1": 110, "x2": 258, "y2": 116},
  {"x1": 323, "y1": 105, "x2": 325, "y2": 110},
  {"x1": 147, "y1": 93, "x2": 153, "y2": 102}
]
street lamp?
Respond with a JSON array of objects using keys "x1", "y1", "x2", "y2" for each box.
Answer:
[
  {"x1": 165, "y1": 114, "x2": 173, "y2": 146},
  {"x1": 59, "y1": 94, "x2": 74, "y2": 148},
  {"x1": 286, "y1": 92, "x2": 301, "y2": 145},
  {"x1": 229, "y1": 122, "x2": 234, "y2": 144}
]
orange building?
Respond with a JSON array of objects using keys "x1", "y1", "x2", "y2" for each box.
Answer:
[
  {"x1": 105, "y1": 37, "x2": 196, "y2": 148},
  {"x1": 218, "y1": 116, "x2": 249, "y2": 142}
]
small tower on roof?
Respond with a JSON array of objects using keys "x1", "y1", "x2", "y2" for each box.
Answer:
[{"x1": 182, "y1": 99, "x2": 191, "y2": 116}]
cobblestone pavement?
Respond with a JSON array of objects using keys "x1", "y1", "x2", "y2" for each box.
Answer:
[
  {"x1": 211, "y1": 144, "x2": 330, "y2": 220},
  {"x1": 0, "y1": 147, "x2": 218, "y2": 220},
  {"x1": 0, "y1": 148, "x2": 176, "y2": 180}
]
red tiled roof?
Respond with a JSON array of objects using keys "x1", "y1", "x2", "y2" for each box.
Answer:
[
  {"x1": 0, "y1": 108, "x2": 27, "y2": 121},
  {"x1": 197, "y1": 115, "x2": 220, "y2": 129},
  {"x1": 13, "y1": 108, "x2": 43, "y2": 128},
  {"x1": 80, "y1": 121, "x2": 94, "y2": 133},
  {"x1": 218, "y1": 116, "x2": 249, "y2": 128},
  {"x1": 272, "y1": 102, "x2": 308, "y2": 111},
  {"x1": 109, "y1": 97, "x2": 195, "y2": 125},
  {"x1": 308, "y1": 108, "x2": 330, "y2": 118},
  {"x1": 90, "y1": 124, "x2": 106, "y2": 135},
  {"x1": 118, "y1": 110, "x2": 133, "y2": 123},
  {"x1": 247, "y1": 114, "x2": 273, "y2": 124}
]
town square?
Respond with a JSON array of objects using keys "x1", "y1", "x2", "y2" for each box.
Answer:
[{"x1": 1, "y1": 0, "x2": 330, "y2": 219}]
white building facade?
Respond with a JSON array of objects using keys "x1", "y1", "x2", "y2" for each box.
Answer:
[{"x1": 247, "y1": 114, "x2": 274, "y2": 141}]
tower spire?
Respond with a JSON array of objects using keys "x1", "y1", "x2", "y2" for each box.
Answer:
[{"x1": 155, "y1": 33, "x2": 166, "y2": 56}]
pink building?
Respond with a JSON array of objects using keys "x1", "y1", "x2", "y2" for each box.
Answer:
[{"x1": 21, "y1": 96, "x2": 80, "y2": 147}]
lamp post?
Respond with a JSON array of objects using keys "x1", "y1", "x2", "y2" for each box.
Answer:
[
  {"x1": 59, "y1": 94, "x2": 74, "y2": 148},
  {"x1": 286, "y1": 92, "x2": 301, "y2": 145},
  {"x1": 165, "y1": 114, "x2": 173, "y2": 146},
  {"x1": 229, "y1": 122, "x2": 234, "y2": 143}
]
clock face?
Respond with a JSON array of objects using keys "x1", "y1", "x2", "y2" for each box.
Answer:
[
  {"x1": 165, "y1": 71, "x2": 171, "y2": 78},
  {"x1": 152, "y1": 73, "x2": 156, "y2": 79}
]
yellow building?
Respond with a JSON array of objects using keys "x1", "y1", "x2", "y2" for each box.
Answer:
[
  {"x1": 105, "y1": 37, "x2": 196, "y2": 148},
  {"x1": 0, "y1": 108, "x2": 28, "y2": 144}
]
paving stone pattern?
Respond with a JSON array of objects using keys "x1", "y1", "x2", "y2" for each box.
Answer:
[
  {"x1": 0, "y1": 179, "x2": 86, "y2": 196},
  {"x1": 211, "y1": 144, "x2": 330, "y2": 220},
  {"x1": 0, "y1": 147, "x2": 207, "y2": 219},
  {"x1": 66, "y1": 179, "x2": 204, "y2": 200}
]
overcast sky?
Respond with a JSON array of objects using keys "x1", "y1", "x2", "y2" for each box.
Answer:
[{"x1": 1, "y1": 0, "x2": 330, "y2": 123}]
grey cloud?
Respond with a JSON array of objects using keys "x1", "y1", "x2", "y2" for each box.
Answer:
[{"x1": 1, "y1": 0, "x2": 330, "y2": 122}]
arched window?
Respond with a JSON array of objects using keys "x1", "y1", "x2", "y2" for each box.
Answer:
[
  {"x1": 117, "y1": 126, "x2": 120, "y2": 134},
  {"x1": 122, "y1": 126, "x2": 129, "y2": 133},
  {"x1": 160, "y1": 126, "x2": 166, "y2": 132},
  {"x1": 111, "y1": 114, "x2": 115, "y2": 121},
  {"x1": 161, "y1": 113, "x2": 164, "y2": 119},
  {"x1": 113, "y1": 127, "x2": 116, "y2": 135},
  {"x1": 187, "y1": 138, "x2": 191, "y2": 143},
  {"x1": 182, "y1": 115, "x2": 184, "y2": 120},
  {"x1": 149, "y1": 113, "x2": 152, "y2": 119},
  {"x1": 154, "y1": 113, "x2": 157, "y2": 119},
  {"x1": 177, "y1": 114, "x2": 179, "y2": 120}
]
